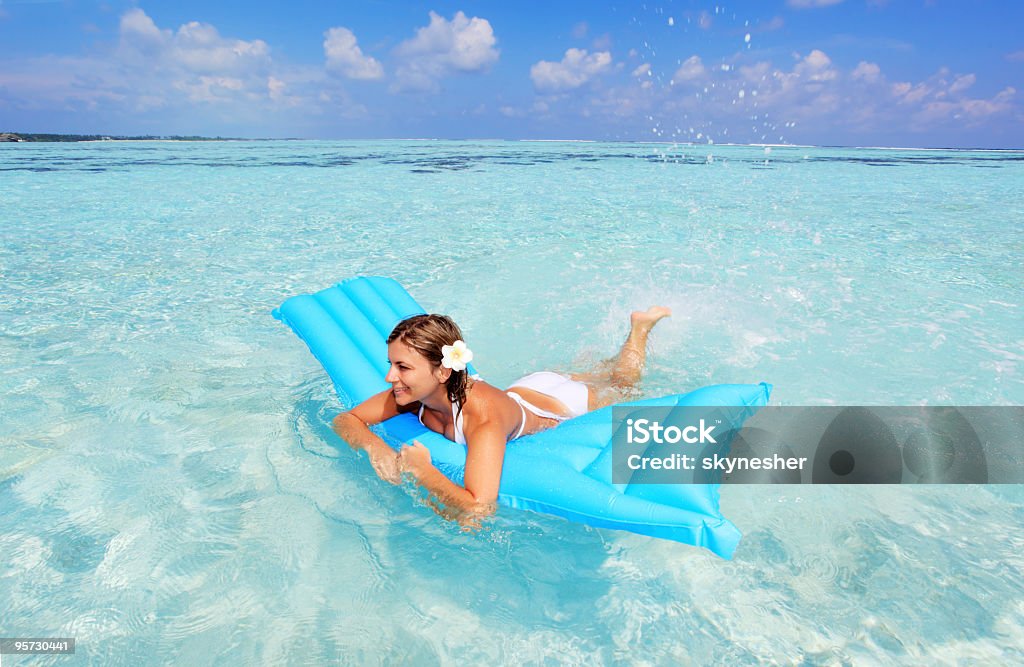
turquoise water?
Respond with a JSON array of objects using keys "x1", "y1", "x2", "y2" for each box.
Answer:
[{"x1": 2, "y1": 140, "x2": 1023, "y2": 664}]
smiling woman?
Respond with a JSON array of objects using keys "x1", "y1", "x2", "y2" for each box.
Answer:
[{"x1": 331, "y1": 308, "x2": 670, "y2": 515}]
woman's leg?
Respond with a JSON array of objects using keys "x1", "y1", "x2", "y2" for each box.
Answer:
[
  {"x1": 608, "y1": 306, "x2": 672, "y2": 387},
  {"x1": 570, "y1": 306, "x2": 671, "y2": 409}
]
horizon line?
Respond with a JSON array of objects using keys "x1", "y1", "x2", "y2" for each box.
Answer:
[{"x1": 3, "y1": 131, "x2": 1023, "y2": 152}]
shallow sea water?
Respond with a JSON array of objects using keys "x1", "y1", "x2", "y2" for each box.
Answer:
[{"x1": 1, "y1": 140, "x2": 1022, "y2": 664}]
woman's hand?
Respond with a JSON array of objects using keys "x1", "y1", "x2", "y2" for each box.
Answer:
[
  {"x1": 368, "y1": 445, "x2": 401, "y2": 485},
  {"x1": 399, "y1": 440, "x2": 433, "y2": 477}
]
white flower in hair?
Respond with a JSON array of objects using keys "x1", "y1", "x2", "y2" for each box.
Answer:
[{"x1": 441, "y1": 340, "x2": 473, "y2": 372}]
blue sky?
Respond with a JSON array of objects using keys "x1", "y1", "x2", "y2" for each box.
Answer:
[{"x1": 1, "y1": 1, "x2": 1021, "y2": 147}]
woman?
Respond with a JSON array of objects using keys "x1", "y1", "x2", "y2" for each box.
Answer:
[{"x1": 331, "y1": 306, "x2": 671, "y2": 516}]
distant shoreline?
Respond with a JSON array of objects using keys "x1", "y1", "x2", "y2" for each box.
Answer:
[{"x1": 0, "y1": 133, "x2": 247, "y2": 143}]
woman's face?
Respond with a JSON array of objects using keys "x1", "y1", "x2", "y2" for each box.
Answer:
[{"x1": 385, "y1": 340, "x2": 449, "y2": 405}]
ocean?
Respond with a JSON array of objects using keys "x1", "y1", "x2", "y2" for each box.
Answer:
[{"x1": 2, "y1": 140, "x2": 1022, "y2": 664}]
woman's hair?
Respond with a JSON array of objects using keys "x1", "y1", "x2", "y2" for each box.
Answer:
[{"x1": 387, "y1": 314, "x2": 470, "y2": 414}]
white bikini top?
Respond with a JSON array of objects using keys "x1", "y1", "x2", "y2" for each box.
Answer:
[{"x1": 417, "y1": 397, "x2": 527, "y2": 445}]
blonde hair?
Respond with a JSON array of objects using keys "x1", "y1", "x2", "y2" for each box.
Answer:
[{"x1": 387, "y1": 314, "x2": 470, "y2": 414}]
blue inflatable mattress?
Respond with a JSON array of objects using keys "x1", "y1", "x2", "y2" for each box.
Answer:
[{"x1": 274, "y1": 276, "x2": 771, "y2": 558}]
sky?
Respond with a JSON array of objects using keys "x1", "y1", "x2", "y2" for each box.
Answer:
[{"x1": 0, "y1": 1, "x2": 1022, "y2": 147}]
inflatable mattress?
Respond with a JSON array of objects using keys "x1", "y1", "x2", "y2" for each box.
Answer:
[{"x1": 274, "y1": 276, "x2": 771, "y2": 558}]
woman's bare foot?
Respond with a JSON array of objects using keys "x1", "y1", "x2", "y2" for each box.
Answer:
[
  {"x1": 601, "y1": 306, "x2": 672, "y2": 389},
  {"x1": 630, "y1": 306, "x2": 672, "y2": 332}
]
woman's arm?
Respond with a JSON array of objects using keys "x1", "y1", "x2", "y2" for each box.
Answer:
[
  {"x1": 332, "y1": 389, "x2": 407, "y2": 484},
  {"x1": 400, "y1": 419, "x2": 506, "y2": 517}
]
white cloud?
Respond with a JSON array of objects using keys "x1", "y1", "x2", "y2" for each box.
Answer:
[
  {"x1": 890, "y1": 82, "x2": 912, "y2": 96},
  {"x1": 171, "y1": 21, "x2": 270, "y2": 76},
  {"x1": 268, "y1": 76, "x2": 287, "y2": 101},
  {"x1": 892, "y1": 68, "x2": 981, "y2": 108},
  {"x1": 119, "y1": 8, "x2": 167, "y2": 51},
  {"x1": 964, "y1": 87, "x2": 1015, "y2": 116},
  {"x1": 571, "y1": 22, "x2": 588, "y2": 39},
  {"x1": 1007, "y1": 50, "x2": 1024, "y2": 62},
  {"x1": 916, "y1": 87, "x2": 1015, "y2": 125},
  {"x1": 175, "y1": 75, "x2": 245, "y2": 104},
  {"x1": 890, "y1": 68, "x2": 1016, "y2": 127},
  {"x1": 949, "y1": 73, "x2": 976, "y2": 95},
  {"x1": 632, "y1": 63, "x2": 651, "y2": 78},
  {"x1": 672, "y1": 55, "x2": 706, "y2": 83},
  {"x1": 851, "y1": 61, "x2": 881, "y2": 83},
  {"x1": 116, "y1": 10, "x2": 271, "y2": 80},
  {"x1": 323, "y1": 27, "x2": 383, "y2": 80},
  {"x1": 530, "y1": 48, "x2": 612, "y2": 93},
  {"x1": 794, "y1": 50, "x2": 837, "y2": 82},
  {"x1": 0, "y1": 8, "x2": 335, "y2": 125},
  {"x1": 393, "y1": 11, "x2": 499, "y2": 92},
  {"x1": 558, "y1": 43, "x2": 1017, "y2": 143},
  {"x1": 892, "y1": 81, "x2": 931, "y2": 104}
]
